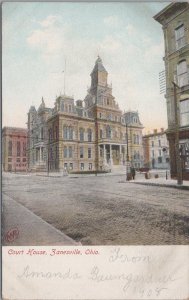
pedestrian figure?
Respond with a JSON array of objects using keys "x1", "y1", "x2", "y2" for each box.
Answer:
[{"x1": 131, "y1": 167, "x2": 136, "y2": 180}]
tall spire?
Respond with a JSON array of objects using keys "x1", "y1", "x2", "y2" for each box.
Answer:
[
  {"x1": 91, "y1": 56, "x2": 108, "y2": 75},
  {"x1": 90, "y1": 56, "x2": 108, "y2": 91}
]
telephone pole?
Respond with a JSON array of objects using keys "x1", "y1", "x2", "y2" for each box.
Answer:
[
  {"x1": 126, "y1": 123, "x2": 131, "y2": 181},
  {"x1": 172, "y1": 81, "x2": 183, "y2": 185}
]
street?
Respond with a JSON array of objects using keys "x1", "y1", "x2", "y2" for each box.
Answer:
[{"x1": 2, "y1": 172, "x2": 189, "y2": 245}]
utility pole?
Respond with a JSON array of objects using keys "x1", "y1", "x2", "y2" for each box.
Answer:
[
  {"x1": 126, "y1": 123, "x2": 131, "y2": 181},
  {"x1": 94, "y1": 104, "x2": 99, "y2": 175},
  {"x1": 172, "y1": 81, "x2": 183, "y2": 185}
]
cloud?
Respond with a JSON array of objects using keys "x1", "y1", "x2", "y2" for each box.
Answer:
[
  {"x1": 103, "y1": 16, "x2": 120, "y2": 27},
  {"x1": 38, "y1": 15, "x2": 60, "y2": 28},
  {"x1": 24, "y1": 13, "x2": 166, "y2": 131},
  {"x1": 126, "y1": 24, "x2": 136, "y2": 36}
]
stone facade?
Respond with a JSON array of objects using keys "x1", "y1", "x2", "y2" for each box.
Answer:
[
  {"x1": 143, "y1": 129, "x2": 170, "y2": 169},
  {"x1": 27, "y1": 99, "x2": 52, "y2": 172},
  {"x1": 2, "y1": 127, "x2": 27, "y2": 172},
  {"x1": 27, "y1": 57, "x2": 144, "y2": 172},
  {"x1": 154, "y1": 2, "x2": 189, "y2": 179}
]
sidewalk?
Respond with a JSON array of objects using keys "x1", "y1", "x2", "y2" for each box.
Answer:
[
  {"x1": 129, "y1": 177, "x2": 189, "y2": 190},
  {"x1": 2, "y1": 194, "x2": 80, "y2": 246}
]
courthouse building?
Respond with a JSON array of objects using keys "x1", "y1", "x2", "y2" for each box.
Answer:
[
  {"x1": 2, "y1": 127, "x2": 27, "y2": 172},
  {"x1": 154, "y1": 2, "x2": 189, "y2": 179},
  {"x1": 27, "y1": 57, "x2": 144, "y2": 172}
]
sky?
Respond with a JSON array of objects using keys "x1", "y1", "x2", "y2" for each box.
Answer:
[{"x1": 2, "y1": 1, "x2": 171, "y2": 133}]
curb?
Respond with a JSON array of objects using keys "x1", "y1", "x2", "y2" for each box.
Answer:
[{"x1": 130, "y1": 181, "x2": 189, "y2": 190}]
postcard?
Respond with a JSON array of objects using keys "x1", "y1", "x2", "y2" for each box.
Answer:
[{"x1": 2, "y1": 1, "x2": 189, "y2": 299}]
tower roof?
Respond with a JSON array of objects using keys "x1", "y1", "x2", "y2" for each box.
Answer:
[{"x1": 91, "y1": 56, "x2": 108, "y2": 75}]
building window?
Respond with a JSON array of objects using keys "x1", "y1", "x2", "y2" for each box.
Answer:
[
  {"x1": 17, "y1": 141, "x2": 21, "y2": 156},
  {"x1": 23, "y1": 158, "x2": 26, "y2": 162},
  {"x1": 23, "y1": 142, "x2": 26, "y2": 156},
  {"x1": 63, "y1": 126, "x2": 73, "y2": 140},
  {"x1": 55, "y1": 146, "x2": 58, "y2": 159},
  {"x1": 64, "y1": 146, "x2": 67, "y2": 158},
  {"x1": 49, "y1": 129, "x2": 52, "y2": 141},
  {"x1": 151, "y1": 141, "x2": 154, "y2": 147},
  {"x1": 100, "y1": 129, "x2": 103, "y2": 139},
  {"x1": 79, "y1": 128, "x2": 84, "y2": 141},
  {"x1": 159, "y1": 150, "x2": 162, "y2": 156},
  {"x1": 88, "y1": 148, "x2": 92, "y2": 159},
  {"x1": 106, "y1": 125, "x2": 111, "y2": 139},
  {"x1": 69, "y1": 105, "x2": 72, "y2": 112},
  {"x1": 152, "y1": 150, "x2": 154, "y2": 157},
  {"x1": 41, "y1": 127, "x2": 44, "y2": 140},
  {"x1": 175, "y1": 24, "x2": 185, "y2": 50},
  {"x1": 177, "y1": 60, "x2": 189, "y2": 87},
  {"x1": 8, "y1": 158, "x2": 12, "y2": 162},
  {"x1": 166, "y1": 157, "x2": 170, "y2": 163},
  {"x1": 158, "y1": 140, "x2": 161, "y2": 147},
  {"x1": 63, "y1": 126, "x2": 68, "y2": 139},
  {"x1": 180, "y1": 99, "x2": 189, "y2": 126},
  {"x1": 16, "y1": 158, "x2": 20, "y2": 162},
  {"x1": 64, "y1": 163, "x2": 68, "y2": 170},
  {"x1": 100, "y1": 148, "x2": 103, "y2": 157},
  {"x1": 8, "y1": 141, "x2": 12, "y2": 156},
  {"x1": 68, "y1": 146, "x2": 72, "y2": 158},
  {"x1": 80, "y1": 163, "x2": 84, "y2": 170},
  {"x1": 61, "y1": 102, "x2": 64, "y2": 112},
  {"x1": 158, "y1": 157, "x2": 162, "y2": 163},
  {"x1": 80, "y1": 147, "x2": 84, "y2": 158},
  {"x1": 87, "y1": 129, "x2": 92, "y2": 142},
  {"x1": 55, "y1": 126, "x2": 58, "y2": 140},
  {"x1": 89, "y1": 163, "x2": 92, "y2": 170}
]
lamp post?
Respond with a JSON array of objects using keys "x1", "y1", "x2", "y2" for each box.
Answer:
[
  {"x1": 162, "y1": 146, "x2": 169, "y2": 180},
  {"x1": 172, "y1": 81, "x2": 183, "y2": 185}
]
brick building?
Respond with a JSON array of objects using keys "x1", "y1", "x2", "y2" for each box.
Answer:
[
  {"x1": 154, "y1": 2, "x2": 189, "y2": 179},
  {"x1": 2, "y1": 127, "x2": 27, "y2": 172},
  {"x1": 27, "y1": 57, "x2": 144, "y2": 172},
  {"x1": 143, "y1": 128, "x2": 170, "y2": 169}
]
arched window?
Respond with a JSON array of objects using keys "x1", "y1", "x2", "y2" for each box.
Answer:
[
  {"x1": 87, "y1": 129, "x2": 92, "y2": 142},
  {"x1": 79, "y1": 128, "x2": 84, "y2": 141},
  {"x1": 177, "y1": 60, "x2": 188, "y2": 87}
]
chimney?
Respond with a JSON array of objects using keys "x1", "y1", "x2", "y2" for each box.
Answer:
[
  {"x1": 161, "y1": 128, "x2": 164, "y2": 133},
  {"x1": 153, "y1": 129, "x2": 157, "y2": 134}
]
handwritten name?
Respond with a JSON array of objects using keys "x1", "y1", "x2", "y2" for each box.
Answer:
[
  {"x1": 109, "y1": 247, "x2": 151, "y2": 263},
  {"x1": 89, "y1": 265, "x2": 180, "y2": 294},
  {"x1": 18, "y1": 265, "x2": 81, "y2": 280}
]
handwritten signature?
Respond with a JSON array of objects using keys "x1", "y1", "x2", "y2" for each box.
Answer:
[{"x1": 109, "y1": 247, "x2": 151, "y2": 263}]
